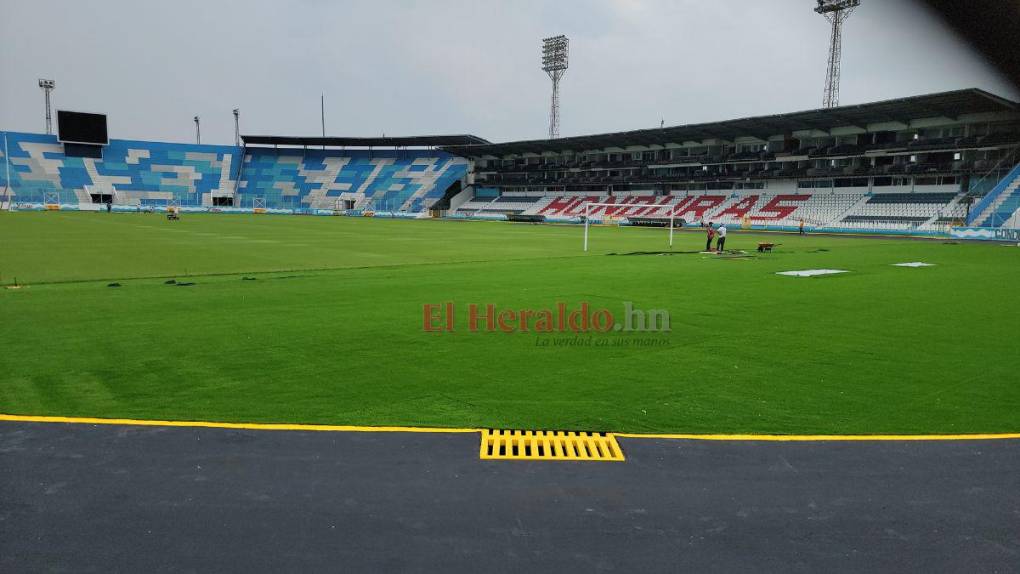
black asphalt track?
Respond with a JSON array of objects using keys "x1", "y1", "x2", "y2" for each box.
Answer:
[{"x1": 2, "y1": 421, "x2": 1018, "y2": 573}]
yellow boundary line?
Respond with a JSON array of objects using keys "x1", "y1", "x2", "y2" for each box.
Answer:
[
  {"x1": 613, "y1": 432, "x2": 1020, "y2": 441},
  {"x1": 0, "y1": 414, "x2": 477, "y2": 434},
  {"x1": 1, "y1": 414, "x2": 1018, "y2": 441}
]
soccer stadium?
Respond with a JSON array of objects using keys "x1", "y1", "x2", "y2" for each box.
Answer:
[{"x1": 2, "y1": 1, "x2": 1019, "y2": 571}]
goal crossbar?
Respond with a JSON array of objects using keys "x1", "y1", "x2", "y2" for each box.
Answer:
[{"x1": 582, "y1": 201, "x2": 677, "y2": 252}]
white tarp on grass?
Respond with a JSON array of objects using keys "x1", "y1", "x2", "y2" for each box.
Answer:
[
  {"x1": 775, "y1": 269, "x2": 849, "y2": 277},
  {"x1": 892, "y1": 262, "x2": 935, "y2": 267}
]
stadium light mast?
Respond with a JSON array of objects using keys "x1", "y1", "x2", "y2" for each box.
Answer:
[
  {"x1": 542, "y1": 35, "x2": 569, "y2": 139},
  {"x1": 194, "y1": 115, "x2": 201, "y2": 145},
  {"x1": 233, "y1": 108, "x2": 240, "y2": 146},
  {"x1": 815, "y1": 0, "x2": 860, "y2": 108},
  {"x1": 38, "y1": 79, "x2": 55, "y2": 135}
]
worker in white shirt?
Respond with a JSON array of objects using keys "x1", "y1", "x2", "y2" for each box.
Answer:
[{"x1": 716, "y1": 223, "x2": 728, "y2": 252}]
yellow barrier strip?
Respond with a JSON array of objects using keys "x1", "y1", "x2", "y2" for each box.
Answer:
[
  {"x1": 0, "y1": 413, "x2": 478, "y2": 434},
  {"x1": 614, "y1": 432, "x2": 1020, "y2": 441},
  {"x1": 2, "y1": 414, "x2": 1016, "y2": 442}
]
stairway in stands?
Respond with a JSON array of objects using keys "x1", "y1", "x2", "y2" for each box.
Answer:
[
  {"x1": 823, "y1": 194, "x2": 872, "y2": 228},
  {"x1": 968, "y1": 163, "x2": 1020, "y2": 227},
  {"x1": 919, "y1": 194, "x2": 968, "y2": 231}
]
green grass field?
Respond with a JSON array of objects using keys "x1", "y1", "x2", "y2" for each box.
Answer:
[{"x1": 2, "y1": 211, "x2": 1018, "y2": 434}]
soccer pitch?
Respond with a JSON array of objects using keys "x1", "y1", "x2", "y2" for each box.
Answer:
[{"x1": 1, "y1": 211, "x2": 1018, "y2": 434}]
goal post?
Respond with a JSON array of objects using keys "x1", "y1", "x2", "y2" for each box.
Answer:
[{"x1": 582, "y1": 201, "x2": 676, "y2": 252}]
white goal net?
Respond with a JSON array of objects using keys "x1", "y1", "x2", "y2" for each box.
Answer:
[{"x1": 581, "y1": 201, "x2": 678, "y2": 252}]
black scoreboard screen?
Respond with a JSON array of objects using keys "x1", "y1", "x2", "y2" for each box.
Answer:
[{"x1": 57, "y1": 110, "x2": 109, "y2": 145}]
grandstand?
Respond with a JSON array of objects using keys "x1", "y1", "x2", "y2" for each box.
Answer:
[
  {"x1": 0, "y1": 133, "x2": 476, "y2": 216},
  {"x1": 239, "y1": 147, "x2": 469, "y2": 214},
  {"x1": 445, "y1": 88, "x2": 1020, "y2": 235},
  {"x1": 1, "y1": 132, "x2": 240, "y2": 209},
  {"x1": 2, "y1": 88, "x2": 1019, "y2": 235}
]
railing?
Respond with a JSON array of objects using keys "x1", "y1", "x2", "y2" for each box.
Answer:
[{"x1": 966, "y1": 160, "x2": 1020, "y2": 226}]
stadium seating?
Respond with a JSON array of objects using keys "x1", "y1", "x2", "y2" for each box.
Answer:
[
  {"x1": 2, "y1": 131, "x2": 239, "y2": 207},
  {"x1": 1, "y1": 120, "x2": 1011, "y2": 235},
  {"x1": 461, "y1": 194, "x2": 548, "y2": 214},
  {"x1": 459, "y1": 191, "x2": 841, "y2": 227},
  {"x1": 456, "y1": 198, "x2": 500, "y2": 213},
  {"x1": 238, "y1": 148, "x2": 468, "y2": 211},
  {"x1": 837, "y1": 192, "x2": 965, "y2": 231},
  {"x1": 865, "y1": 192, "x2": 957, "y2": 204},
  {"x1": 0, "y1": 131, "x2": 468, "y2": 213},
  {"x1": 449, "y1": 188, "x2": 970, "y2": 233},
  {"x1": 693, "y1": 193, "x2": 863, "y2": 228}
]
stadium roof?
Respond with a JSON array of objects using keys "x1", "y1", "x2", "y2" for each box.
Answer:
[
  {"x1": 241, "y1": 134, "x2": 490, "y2": 148},
  {"x1": 442, "y1": 88, "x2": 1019, "y2": 157}
]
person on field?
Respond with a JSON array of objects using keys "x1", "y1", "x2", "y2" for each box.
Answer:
[
  {"x1": 716, "y1": 223, "x2": 727, "y2": 252},
  {"x1": 799, "y1": 218, "x2": 805, "y2": 235},
  {"x1": 705, "y1": 222, "x2": 715, "y2": 252}
]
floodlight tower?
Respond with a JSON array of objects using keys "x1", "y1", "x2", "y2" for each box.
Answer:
[
  {"x1": 38, "y1": 79, "x2": 55, "y2": 135},
  {"x1": 815, "y1": 0, "x2": 860, "y2": 108},
  {"x1": 233, "y1": 108, "x2": 240, "y2": 146},
  {"x1": 542, "y1": 35, "x2": 569, "y2": 139},
  {"x1": 194, "y1": 115, "x2": 201, "y2": 144}
]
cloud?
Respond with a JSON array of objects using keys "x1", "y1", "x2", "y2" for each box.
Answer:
[{"x1": 0, "y1": 0, "x2": 1014, "y2": 144}]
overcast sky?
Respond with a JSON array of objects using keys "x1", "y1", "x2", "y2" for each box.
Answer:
[{"x1": 1, "y1": 0, "x2": 1015, "y2": 145}]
